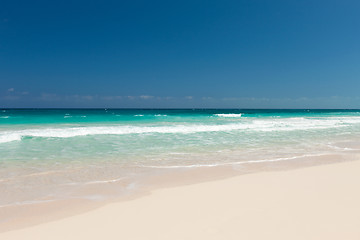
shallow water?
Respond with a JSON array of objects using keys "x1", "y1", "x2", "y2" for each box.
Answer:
[{"x1": 1, "y1": 109, "x2": 360, "y2": 206}]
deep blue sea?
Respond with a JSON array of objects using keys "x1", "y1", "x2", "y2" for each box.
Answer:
[{"x1": 1, "y1": 109, "x2": 360, "y2": 206}]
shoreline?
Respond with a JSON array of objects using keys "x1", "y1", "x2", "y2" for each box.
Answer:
[
  {"x1": 0, "y1": 152, "x2": 355, "y2": 232},
  {"x1": 1, "y1": 158, "x2": 360, "y2": 239}
]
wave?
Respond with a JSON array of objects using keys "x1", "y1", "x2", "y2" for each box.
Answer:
[
  {"x1": 214, "y1": 113, "x2": 242, "y2": 118},
  {"x1": 0, "y1": 124, "x2": 252, "y2": 143},
  {"x1": 0, "y1": 134, "x2": 22, "y2": 143},
  {"x1": 1, "y1": 117, "x2": 360, "y2": 144}
]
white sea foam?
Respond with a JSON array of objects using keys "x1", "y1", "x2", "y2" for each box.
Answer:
[
  {"x1": 140, "y1": 153, "x2": 326, "y2": 169},
  {"x1": 0, "y1": 116, "x2": 10, "y2": 119},
  {"x1": 0, "y1": 199, "x2": 56, "y2": 208},
  {"x1": 215, "y1": 113, "x2": 242, "y2": 118},
  {"x1": 0, "y1": 117, "x2": 360, "y2": 143},
  {"x1": 61, "y1": 177, "x2": 126, "y2": 186},
  {"x1": 0, "y1": 134, "x2": 22, "y2": 143},
  {"x1": 134, "y1": 115, "x2": 144, "y2": 117}
]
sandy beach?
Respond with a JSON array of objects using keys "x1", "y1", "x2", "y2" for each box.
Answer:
[
  {"x1": 3, "y1": 0, "x2": 360, "y2": 238},
  {"x1": 1, "y1": 160, "x2": 360, "y2": 240}
]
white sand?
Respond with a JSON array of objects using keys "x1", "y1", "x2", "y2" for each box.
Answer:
[{"x1": 1, "y1": 160, "x2": 360, "y2": 240}]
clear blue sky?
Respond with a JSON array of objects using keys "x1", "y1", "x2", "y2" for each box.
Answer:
[{"x1": 1, "y1": 0, "x2": 360, "y2": 108}]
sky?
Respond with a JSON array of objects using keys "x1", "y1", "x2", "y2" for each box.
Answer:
[{"x1": 1, "y1": 0, "x2": 360, "y2": 108}]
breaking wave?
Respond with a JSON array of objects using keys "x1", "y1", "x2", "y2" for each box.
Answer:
[
  {"x1": 214, "y1": 113, "x2": 242, "y2": 118},
  {"x1": 1, "y1": 116, "x2": 360, "y2": 144}
]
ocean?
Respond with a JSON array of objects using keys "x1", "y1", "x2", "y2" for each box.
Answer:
[{"x1": 1, "y1": 109, "x2": 360, "y2": 207}]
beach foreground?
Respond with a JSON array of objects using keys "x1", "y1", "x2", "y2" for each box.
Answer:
[{"x1": 2, "y1": 160, "x2": 360, "y2": 240}]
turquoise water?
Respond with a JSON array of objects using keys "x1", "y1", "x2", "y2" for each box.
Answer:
[{"x1": 1, "y1": 109, "x2": 360, "y2": 206}]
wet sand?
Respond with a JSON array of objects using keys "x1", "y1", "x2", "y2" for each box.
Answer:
[{"x1": 1, "y1": 160, "x2": 360, "y2": 240}]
